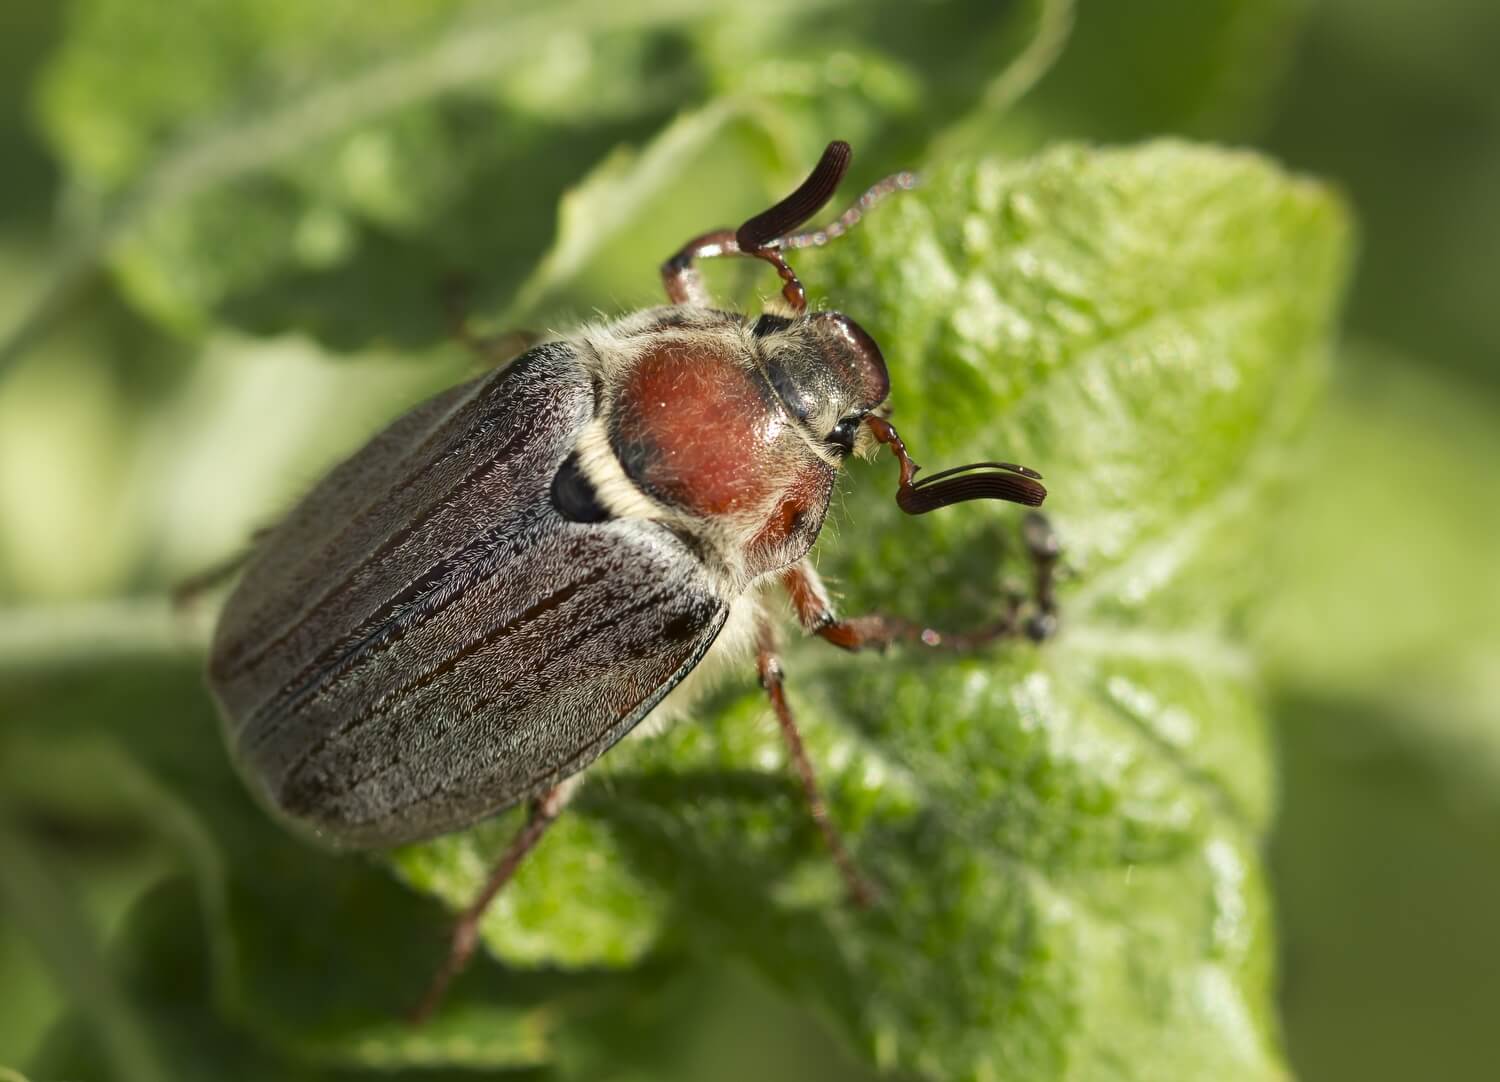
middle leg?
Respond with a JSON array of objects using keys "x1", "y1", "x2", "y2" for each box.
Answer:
[{"x1": 756, "y1": 616, "x2": 877, "y2": 907}]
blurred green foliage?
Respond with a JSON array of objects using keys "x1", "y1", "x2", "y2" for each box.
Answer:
[{"x1": 1, "y1": 1, "x2": 1496, "y2": 1080}]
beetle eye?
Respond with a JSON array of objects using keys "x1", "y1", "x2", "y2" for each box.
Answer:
[{"x1": 826, "y1": 416, "x2": 861, "y2": 455}]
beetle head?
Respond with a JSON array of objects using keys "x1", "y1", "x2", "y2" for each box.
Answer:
[{"x1": 752, "y1": 310, "x2": 890, "y2": 457}]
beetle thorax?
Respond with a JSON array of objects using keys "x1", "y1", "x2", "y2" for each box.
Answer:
[{"x1": 569, "y1": 307, "x2": 878, "y2": 590}]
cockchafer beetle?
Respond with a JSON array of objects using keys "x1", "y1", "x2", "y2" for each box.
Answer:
[{"x1": 206, "y1": 140, "x2": 1058, "y2": 1021}]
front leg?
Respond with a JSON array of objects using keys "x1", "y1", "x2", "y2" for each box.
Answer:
[{"x1": 781, "y1": 512, "x2": 1062, "y2": 651}]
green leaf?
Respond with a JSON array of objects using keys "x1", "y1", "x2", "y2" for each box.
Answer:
[
  {"x1": 35, "y1": 0, "x2": 727, "y2": 348},
  {"x1": 385, "y1": 141, "x2": 1350, "y2": 1081},
  {"x1": 1259, "y1": 350, "x2": 1500, "y2": 781},
  {"x1": 1011, "y1": 0, "x2": 1308, "y2": 142},
  {"x1": 0, "y1": 826, "x2": 166, "y2": 1082},
  {"x1": 1265, "y1": 351, "x2": 1500, "y2": 1079},
  {"x1": 17, "y1": 0, "x2": 1050, "y2": 358},
  {"x1": 24, "y1": 873, "x2": 557, "y2": 1082}
]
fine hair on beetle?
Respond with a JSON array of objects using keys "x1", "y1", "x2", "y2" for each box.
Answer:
[{"x1": 204, "y1": 139, "x2": 1058, "y2": 1024}]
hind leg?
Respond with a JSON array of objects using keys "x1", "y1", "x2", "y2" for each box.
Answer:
[{"x1": 408, "y1": 783, "x2": 574, "y2": 1025}]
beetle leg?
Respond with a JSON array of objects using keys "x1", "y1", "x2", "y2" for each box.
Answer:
[
  {"x1": 441, "y1": 273, "x2": 541, "y2": 367},
  {"x1": 659, "y1": 228, "x2": 816, "y2": 312},
  {"x1": 660, "y1": 163, "x2": 918, "y2": 312},
  {"x1": 662, "y1": 142, "x2": 848, "y2": 310},
  {"x1": 172, "y1": 548, "x2": 255, "y2": 610},
  {"x1": 660, "y1": 227, "x2": 740, "y2": 307},
  {"x1": 662, "y1": 230, "x2": 812, "y2": 312},
  {"x1": 661, "y1": 141, "x2": 910, "y2": 312},
  {"x1": 783, "y1": 560, "x2": 1022, "y2": 651},
  {"x1": 1019, "y1": 511, "x2": 1062, "y2": 642},
  {"x1": 409, "y1": 783, "x2": 572, "y2": 1025},
  {"x1": 171, "y1": 525, "x2": 280, "y2": 611},
  {"x1": 756, "y1": 616, "x2": 877, "y2": 908},
  {"x1": 782, "y1": 514, "x2": 1062, "y2": 653}
]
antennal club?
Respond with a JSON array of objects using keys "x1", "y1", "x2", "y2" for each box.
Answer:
[
  {"x1": 866, "y1": 416, "x2": 1047, "y2": 513},
  {"x1": 735, "y1": 140, "x2": 852, "y2": 250},
  {"x1": 733, "y1": 140, "x2": 852, "y2": 311}
]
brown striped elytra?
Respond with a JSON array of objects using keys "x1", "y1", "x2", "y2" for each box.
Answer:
[{"x1": 206, "y1": 140, "x2": 1056, "y2": 1022}]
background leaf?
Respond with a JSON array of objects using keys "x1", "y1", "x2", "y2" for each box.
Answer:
[{"x1": 14, "y1": 0, "x2": 1055, "y2": 357}]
